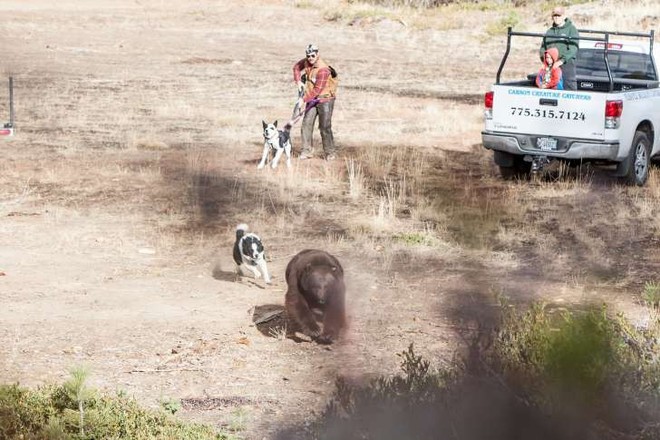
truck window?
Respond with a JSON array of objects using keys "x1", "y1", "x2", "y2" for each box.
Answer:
[{"x1": 576, "y1": 49, "x2": 656, "y2": 80}]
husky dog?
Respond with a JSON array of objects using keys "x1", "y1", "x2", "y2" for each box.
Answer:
[
  {"x1": 259, "y1": 120, "x2": 292, "y2": 169},
  {"x1": 233, "y1": 224, "x2": 271, "y2": 284}
]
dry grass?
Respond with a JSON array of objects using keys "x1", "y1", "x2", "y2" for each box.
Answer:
[
  {"x1": 345, "y1": 157, "x2": 366, "y2": 199},
  {"x1": 571, "y1": 0, "x2": 660, "y2": 32},
  {"x1": 2, "y1": 0, "x2": 656, "y2": 285},
  {"x1": 630, "y1": 167, "x2": 660, "y2": 230}
]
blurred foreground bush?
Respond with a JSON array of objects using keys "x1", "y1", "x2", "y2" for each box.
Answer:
[{"x1": 308, "y1": 303, "x2": 660, "y2": 440}]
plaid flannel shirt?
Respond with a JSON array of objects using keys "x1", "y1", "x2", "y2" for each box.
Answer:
[{"x1": 293, "y1": 58, "x2": 333, "y2": 104}]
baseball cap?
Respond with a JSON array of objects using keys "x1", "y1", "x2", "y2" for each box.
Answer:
[{"x1": 552, "y1": 6, "x2": 565, "y2": 16}]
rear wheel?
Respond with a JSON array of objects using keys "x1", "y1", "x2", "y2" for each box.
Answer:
[
  {"x1": 621, "y1": 131, "x2": 651, "y2": 186},
  {"x1": 495, "y1": 152, "x2": 531, "y2": 181}
]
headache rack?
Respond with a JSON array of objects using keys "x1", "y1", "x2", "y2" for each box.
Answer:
[{"x1": 496, "y1": 28, "x2": 657, "y2": 92}]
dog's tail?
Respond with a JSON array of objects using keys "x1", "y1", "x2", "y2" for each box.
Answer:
[{"x1": 236, "y1": 223, "x2": 249, "y2": 240}]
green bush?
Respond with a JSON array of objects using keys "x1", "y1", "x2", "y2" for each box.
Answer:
[
  {"x1": 496, "y1": 303, "x2": 660, "y2": 407},
  {"x1": 0, "y1": 379, "x2": 229, "y2": 440},
  {"x1": 642, "y1": 281, "x2": 660, "y2": 308},
  {"x1": 495, "y1": 304, "x2": 621, "y2": 401},
  {"x1": 543, "y1": 308, "x2": 616, "y2": 398}
]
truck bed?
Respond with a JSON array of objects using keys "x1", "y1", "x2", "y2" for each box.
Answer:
[{"x1": 522, "y1": 74, "x2": 659, "y2": 91}]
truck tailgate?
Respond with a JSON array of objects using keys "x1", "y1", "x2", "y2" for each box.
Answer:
[{"x1": 491, "y1": 85, "x2": 608, "y2": 141}]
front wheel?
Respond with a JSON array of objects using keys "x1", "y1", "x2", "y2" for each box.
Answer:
[{"x1": 621, "y1": 131, "x2": 651, "y2": 186}]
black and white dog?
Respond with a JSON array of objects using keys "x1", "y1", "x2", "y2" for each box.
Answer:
[
  {"x1": 233, "y1": 224, "x2": 271, "y2": 284},
  {"x1": 259, "y1": 120, "x2": 292, "y2": 169}
]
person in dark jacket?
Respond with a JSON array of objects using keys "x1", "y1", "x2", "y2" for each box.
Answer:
[{"x1": 539, "y1": 6, "x2": 579, "y2": 90}]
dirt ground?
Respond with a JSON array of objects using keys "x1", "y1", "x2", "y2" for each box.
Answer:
[{"x1": 1, "y1": 1, "x2": 659, "y2": 439}]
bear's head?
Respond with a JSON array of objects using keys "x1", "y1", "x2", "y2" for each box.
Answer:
[{"x1": 300, "y1": 263, "x2": 342, "y2": 306}]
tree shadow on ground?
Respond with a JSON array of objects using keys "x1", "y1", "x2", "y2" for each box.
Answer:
[{"x1": 156, "y1": 146, "x2": 349, "y2": 243}]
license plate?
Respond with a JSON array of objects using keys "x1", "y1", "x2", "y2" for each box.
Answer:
[{"x1": 537, "y1": 137, "x2": 558, "y2": 151}]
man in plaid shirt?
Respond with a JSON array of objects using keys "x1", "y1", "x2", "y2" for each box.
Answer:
[{"x1": 293, "y1": 44, "x2": 338, "y2": 161}]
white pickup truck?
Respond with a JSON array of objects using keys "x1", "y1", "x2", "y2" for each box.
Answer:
[{"x1": 482, "y1": 29, "x2": 659, "y2": 185}]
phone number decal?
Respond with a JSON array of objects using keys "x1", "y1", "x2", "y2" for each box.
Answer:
[{"x1": 510, "y1": 107, "x2": 586, "y2": 121}]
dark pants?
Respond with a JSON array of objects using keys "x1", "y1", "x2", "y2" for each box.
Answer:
[
  {"x1": 561, "y1": 60, "x2": 577, "y2": 90},
  {"x1": 301, "y1": 99, "x2": 336, "y2": 156}
]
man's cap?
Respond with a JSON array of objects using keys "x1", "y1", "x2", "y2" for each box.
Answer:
[
  {"x1": 305, "y1": 44, "x2": 319, "y2": 55},
  {"x1": 552, "y1": 6, "x2": 565, "y2": 16}
]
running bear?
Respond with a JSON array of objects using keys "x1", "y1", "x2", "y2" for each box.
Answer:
[{"x1": 284, "y1": 249, "x2": 346, "y2": 344}]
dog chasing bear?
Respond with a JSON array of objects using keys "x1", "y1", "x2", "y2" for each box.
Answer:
[
  {"x1": 233, "y1": 224, "x2": 271, "y2": 284},
  {"x1": 284, "y1": 249, "x2": 346, "y2": 344}
]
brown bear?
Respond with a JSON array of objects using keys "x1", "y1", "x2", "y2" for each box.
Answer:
[{"x1": 284, "y1": 249, "x2": 346, "y2": 344}]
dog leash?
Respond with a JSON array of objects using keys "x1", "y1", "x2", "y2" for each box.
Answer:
[{"x1": 284, "y1": 98, "x2": 319, "y2": 130}]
